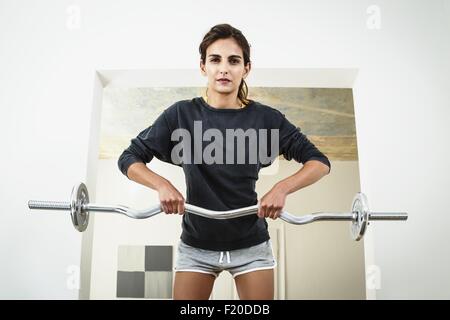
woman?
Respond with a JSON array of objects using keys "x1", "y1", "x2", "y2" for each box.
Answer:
[{"x1": 118, "y1": 24, "x2": 331, "y2": 300}]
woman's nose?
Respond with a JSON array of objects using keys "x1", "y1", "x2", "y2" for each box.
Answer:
[{"x1": 219, "y1": 63, "x2": 230, "y2": 72}]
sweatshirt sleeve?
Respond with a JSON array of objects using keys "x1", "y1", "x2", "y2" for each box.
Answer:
[
  {"x1": 277, "y1": 111, "x2": 331, "y2": 173},
  {"x1": 117, "y1": 109, "x2": 176, "y2": 179}
]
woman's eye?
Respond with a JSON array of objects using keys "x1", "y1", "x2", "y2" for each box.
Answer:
[{"x1": 210, "y1": 58, "x2": 239, "y2": 64}]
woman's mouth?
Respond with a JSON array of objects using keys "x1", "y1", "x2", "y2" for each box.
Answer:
[{"x1": 217, "y1": 79, "x2": 231, "y2": 85}]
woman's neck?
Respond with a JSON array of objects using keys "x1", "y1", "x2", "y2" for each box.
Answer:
[{"x1": 205, "y1": 91, "x2": 243, "y2": 109}]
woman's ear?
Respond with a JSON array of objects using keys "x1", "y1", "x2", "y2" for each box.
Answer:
[
  {"x1": 243, "y1": 61, "x2": 251, "y2": 79},
  {"x1": 200, "y1": 60, "x2": 207, "y2": 77}
]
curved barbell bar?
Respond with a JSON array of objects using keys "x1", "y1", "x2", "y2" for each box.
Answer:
[{"x1": 28, "y1": 182, "x2": 407, "y2": 241}]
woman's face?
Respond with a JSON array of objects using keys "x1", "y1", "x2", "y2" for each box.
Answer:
[{"x1": 200, "y1": 38, "x2": 251, "y2": 97}]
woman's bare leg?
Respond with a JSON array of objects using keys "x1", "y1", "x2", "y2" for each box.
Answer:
[
  {"x1": 234, "y1": 269, "x2": 274, "y2": 300},
  {"x1": 173, "y1": 271, "x2": 216, "y2": 300}
]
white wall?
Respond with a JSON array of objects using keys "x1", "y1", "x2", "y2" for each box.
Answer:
[
  {"x1": 1, "y1": 0, "x2": 449, "y2": 299},
  {"x1": 90, "y1": 159, "x2": 184, "y2": 299}
]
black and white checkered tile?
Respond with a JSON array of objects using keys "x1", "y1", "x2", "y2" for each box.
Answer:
[{"x1": 116, "y1": 245, "x2": 173, "y2": 299}]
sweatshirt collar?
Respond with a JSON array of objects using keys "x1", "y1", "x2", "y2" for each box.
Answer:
[{"x1": 197, "y1": 96, "x2": 255, "y2": 113}]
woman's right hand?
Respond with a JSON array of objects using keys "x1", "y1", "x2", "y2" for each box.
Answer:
[{"x1": 157, "y1": 181, "x2": 185, "y2": 215}]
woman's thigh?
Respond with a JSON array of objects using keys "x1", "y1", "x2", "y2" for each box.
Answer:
[
  {"x1": 173, "y1": 271, "x2": 216, "y2": 300},
  {"x1": 234, "y1": 269, "x2": 274, "y2": 300}
]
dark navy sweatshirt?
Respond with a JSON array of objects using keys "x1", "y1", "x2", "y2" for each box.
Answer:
[{"x1": 117, "y1": 96, "x2": 331, "y2": 251}]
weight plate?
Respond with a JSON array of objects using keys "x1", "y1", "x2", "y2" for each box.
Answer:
[
  {"x1": 350, "y1": 192, "x2": 369, "y2": 241},
  {"x1": 70, "y1": 182, "x2": 90, "y2": 232}
]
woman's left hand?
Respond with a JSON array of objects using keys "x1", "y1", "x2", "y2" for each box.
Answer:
[{"x1": 257, "y1": 184, "x2": 288, "y2": 220}]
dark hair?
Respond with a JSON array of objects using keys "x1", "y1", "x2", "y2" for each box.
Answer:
[{"x1": 199, "y1": 23, "x2": 251, "y2": 106}]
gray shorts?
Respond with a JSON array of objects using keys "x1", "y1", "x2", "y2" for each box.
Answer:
[{"x1": 174, "y1": 239, "x2": 277, "y2": 279}]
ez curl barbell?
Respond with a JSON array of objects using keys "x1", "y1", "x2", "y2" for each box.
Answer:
[{"x1": 27, "y1": 182, "x2": 407, "y2": 241}]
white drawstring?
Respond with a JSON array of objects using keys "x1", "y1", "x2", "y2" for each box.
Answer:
[{"x1": 219, "y1": 251, "x2": 231, "y2": 264}]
